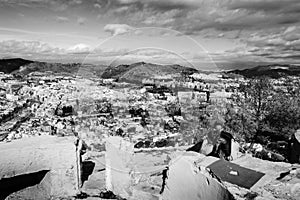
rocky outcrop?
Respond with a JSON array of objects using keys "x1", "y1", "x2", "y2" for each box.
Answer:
[
  {"x1": 0, "y1": 136, "x2": 82, "y2": 199},
  {"x1": 162, "y1": 152, "x2": 234, "y2": 200},
  {"x1": 105, "y1": 136, "x2": 134, "y2": 199},
  {"x1": 198, "y1": 154, "x2": 300, "y2": 200}
]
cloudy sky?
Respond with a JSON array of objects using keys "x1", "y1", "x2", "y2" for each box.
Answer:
[{"x1": 0, "y1": 0, "x2": 299, "y2": 70}]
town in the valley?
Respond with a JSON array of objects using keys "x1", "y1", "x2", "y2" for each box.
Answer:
[{"x1": 0, "y1": 59, "x2": 299, "y2": 200}]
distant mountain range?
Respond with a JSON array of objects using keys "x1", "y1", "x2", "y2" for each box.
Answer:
[
  {"x1": 0, "y1": 59, "x2": 197, "y2": 82},
  {"x1": 0, "y1": 58, "x2": 34, "y2": 73},
  {"x1": 227, "y1": 64, "x2": 300, "y2": 78},
  {"x1": 1, "y1": 58, "x2": 299, "y2": 80},
  {"x1": 0, "y1": 58, "x2": 106, "y2": 77},
  {"x1": 101, "y1": 62, "x2": 198, "y2": 83}
]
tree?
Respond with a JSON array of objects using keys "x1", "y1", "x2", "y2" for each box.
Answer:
[
  {"x1": 226, "y1": 76, "x2": 300, "y2": 143},
  {"x1": 264, "y1": 90, "x2": 300, "y2": 140},
  {"x1": 224, "y1": 103, "x2": 257, "y2": 142},
  {"x1": 226, "y1": 77, "x2": 272, "y2": 142},
  {"x1": 165, "y1": 101, "x2": 181, "y2": 117}
]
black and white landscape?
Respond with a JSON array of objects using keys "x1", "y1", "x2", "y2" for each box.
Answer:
[{"x1": 0, "y1": 1, "x2": 299, "y2": 200}]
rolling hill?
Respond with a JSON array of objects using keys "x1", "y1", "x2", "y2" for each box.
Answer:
[
  {"x1": 228, "y1": 64, "x2": 300, "y2": 78},
  {"x1": 101, "y1": 62, "x2": 198, "y2": 83},
  {"x1": 0, "y1": 58, "x2": 106, "y2": 78},
  {"x1": 0, "y1": 58, "x2": 34, "y2": 73}
]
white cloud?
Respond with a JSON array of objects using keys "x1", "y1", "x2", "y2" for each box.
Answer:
[
  {"x1": 94, "y1": 3, "x2": 101, "y2": 9},
  {"x1": 55, "y1": 16, "x2": 69, "y2": 23},
  {"x1": 284, "y1": 26, "x2": 296, "y2": 34},
  {"x1": 0, "y1": 40, "x2": 63, "y2": 54},
  {"x1": 103, "y1": 24, "x2": 135, "y2": 36},
  {"x1": 117, "y1": 0, "x2": 137, "y2": 4},
  {"x1": 67, "y1": 43, "x2": 91, "y2": 54},
  {"x1": 0, "y1": 40, "x2": 93, "y2": 57},
  {"x1": 77, "y1": 17, "x2": 86, "y2": 25},
  {"x1": 70, "y1": 0, "x2": 82, "y2": 5}
]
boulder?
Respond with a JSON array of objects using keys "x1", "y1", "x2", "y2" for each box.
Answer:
[
  {"x1": 200, "y1": 138, "x2": 215, "y2": 155},
  {"x1": 231, "y1": 140, "x2": 242, "y2": 160},
  {"x1": 162, "y1": 153, "x2": 234, "y2": 200},
  {"x1": 187, "y1": 133, "x2": 241, "y2": 161},
  {"x1": 0, "y1": 136, "x2": 81, "y2": 199}
]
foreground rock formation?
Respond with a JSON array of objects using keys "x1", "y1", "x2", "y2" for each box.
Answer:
[
  {"x1": 104, "y1": 137, "x2": 235, "y2": 200},
  {"x1": 0, "y1": 136, "x2": 82, "y2": 199},
  {"x1": 196, "y1": 154, "x2": 300, "y2": 200},
  {"x1": 162, "y1": 152, "x2": 234, "y2": 200},
  {"x1": 105, "y1": 136, "x2": 134, "y2": 199},
  {"x1": 1, "y1": 135, "x2": 299, "y2": 200}
]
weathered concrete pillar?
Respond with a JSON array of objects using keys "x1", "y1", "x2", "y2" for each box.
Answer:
[
  {"x1": 0, "y1": 136, "x2": 81, "y2": 199},
  {"x1": 105, "y1": 136, "x2": 134, "y2": 199},
  {"x1": 162, "y1": 152, "x2": 234, "y2": 200}
]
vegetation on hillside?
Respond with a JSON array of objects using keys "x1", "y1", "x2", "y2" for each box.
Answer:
[
  {"x1": 0, "y1": 58, "x2": 33, "y2": 73},
  {"x1": 225, "y1": 77, "x2": 300, "y2": 145},
  {"x1": 228, "y1": 64, "x2": 300, "y2": 78},
  {"x1": 101, "y1": 62, "x2": 198, "y2": 83}
]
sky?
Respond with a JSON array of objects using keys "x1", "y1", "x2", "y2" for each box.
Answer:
[{"x1": 0, "y1": 0, "x2": 299, "y2": 70}]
